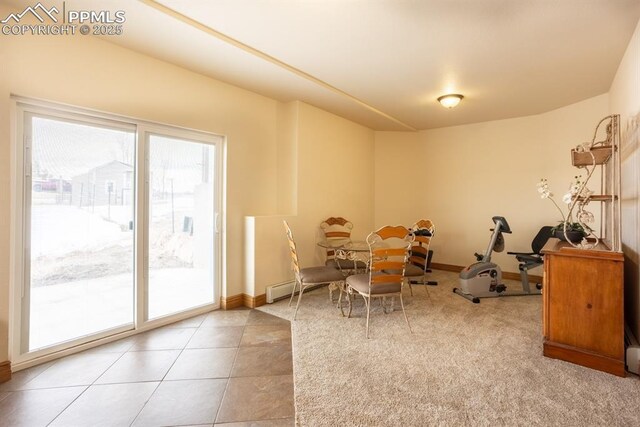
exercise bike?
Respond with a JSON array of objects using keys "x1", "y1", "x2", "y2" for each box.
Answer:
[{"x1": 453, "y1": 216, "x2": 541, "y2": 303}]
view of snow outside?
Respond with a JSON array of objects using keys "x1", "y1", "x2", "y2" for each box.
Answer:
[
  {"x1": 29, "y1": 117, "x2": 214, "y2": 350},
  {"x1": 148, "y1": 134, "x2": 215, "y2": 320}
]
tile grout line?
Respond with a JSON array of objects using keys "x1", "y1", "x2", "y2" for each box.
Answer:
[
  {"x1": 127, "y1": 381, "x2": 162, "y2": 427},
  {"x1": 128, "y1": 327, "x2": 199, "y2": 426},
  {"x1": 213, "y1": 312, "x2": 250, "y2": 425},
  {"x1": 8, "y1": 357, "x2": 58, "y2": 392},
  {"x1": 6, "y1": 316, "x2": 206, "y2": 426},
  {"x1": 18, "y1": 310, "x2": 292, "y2": 427},
  {"x1": 46, "y1": 326, "x2": 193, "y2": 426},
  {"x1": 215, "y1": 310, "x2": 295, "y2": 424},
  {"x1": 44, "y1": 384, "x2": 90, "y2": 427},
  {"x1": 45, "y1": 348, "x2": 131, "y2": 426},
  {"x1": 129, "y1": 312, "x2": 240, "y2": 426}
]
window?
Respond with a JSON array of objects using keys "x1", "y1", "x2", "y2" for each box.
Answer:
[{"x1": 11, "y1": 98, "x2": 224, "y2": 363}]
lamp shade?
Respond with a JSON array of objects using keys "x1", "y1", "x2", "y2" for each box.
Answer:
[{"x1": 437, "y1": 94, "x2": 464, "y2": 108}]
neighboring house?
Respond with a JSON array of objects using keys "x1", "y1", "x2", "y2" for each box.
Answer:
[{"x1": 71, "y1": 160, "x2": 133, "y2": 207}]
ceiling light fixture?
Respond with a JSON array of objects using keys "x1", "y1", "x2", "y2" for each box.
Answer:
[{"x1": 437, "y1": 94, "x2": 464, "y2": 109}]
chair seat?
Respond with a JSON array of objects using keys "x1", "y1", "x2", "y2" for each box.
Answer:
[
  {"x1": 326, "y1": 259, "x2": 367, "y2": 270},
  {"x1": 299, "y1": 266, "x2": 344, "y2": 284},
  {"x1": 515, "y1": 254, "x2": 542, "y2": 264},
  {"x1": 383, "y1": 263, "x2": 425, "y2": 277},
  {"x1": 346, "y1": 273, "x2": 402, "y2": 295},
  {"x1": 403, "y1": 263, "x2": 425, "y2": 277}
]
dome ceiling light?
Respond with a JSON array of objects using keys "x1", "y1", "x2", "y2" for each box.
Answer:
[{"x1": 437, "y1": 94, "x2": 464, "y2": 109}]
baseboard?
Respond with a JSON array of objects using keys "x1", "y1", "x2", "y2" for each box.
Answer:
[
  {"x1": 431, "y1": 262, "x2": 463, "y2": 273},
  {"x1": 221, "y1": 294, "x2": 244, "y2": 310},
  {"x1": 221, "y1": 293, "x2": 267, "y2": 309},
  {"x1": 431, "y1": 263, "x2": 542, "y2": 284},
  {"x1": 243, "y1": 293, "x2": 267, "y2": 308},
  {"x1": 0, "y1": 361, "x2": 11, "y2": 383},
  {"x1": 231, "y1": 263, "x2": 542, "y2": 311},
  {"x1": 503, "y1": 270, "x2": 543, "y2": 283}
]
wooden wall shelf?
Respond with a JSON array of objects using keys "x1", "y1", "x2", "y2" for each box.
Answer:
[
  {"x1": 571, "y1": 145, "x2": 614, "y2": 167},
  {"x1": 575, "y1": 195, "x2": 617, "y2": 202}
]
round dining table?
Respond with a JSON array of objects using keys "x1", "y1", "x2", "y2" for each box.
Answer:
[
  {"x1": 317, "y1": 239, "x2": 371, "y2": 315},
  {"x1": 316, "y1": 239, "x2": 370, "y2": 272}
]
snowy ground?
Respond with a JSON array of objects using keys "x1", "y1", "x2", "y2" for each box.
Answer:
[
  {"x1": 30, "y1": 268, "x2": 213, "y2": 350},
  {"x1": 28, "y1": 201, "x2": 214, "y2": 351}
]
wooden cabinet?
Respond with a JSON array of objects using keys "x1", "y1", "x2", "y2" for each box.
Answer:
[{"x1": 542, "y1": 238, "x2": 625, "y2": 376}]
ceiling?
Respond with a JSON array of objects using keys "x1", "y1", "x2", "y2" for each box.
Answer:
[{"x1": 7, "y1": 0, "x2": 640, "y2": 130}]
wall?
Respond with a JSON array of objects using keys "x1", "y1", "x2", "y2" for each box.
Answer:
[
  {"x1": 276, "y1": 102, "x2": 298, "y2": 215},
  {"x1": 0, "y1": 24, "x2": 280, "y2": 361},
  {"x1": 609, "y1": 18, "x2": 640, "y2": 340},
  {"x1": 375, "y1": 94, "x2": 609, "y2": 274},
  {"x1": 295, "y1": 102, "x2": 375, "y2": 256},
  {"x1": 245, "y1": 102, "x2": 376, "y2": 297}
]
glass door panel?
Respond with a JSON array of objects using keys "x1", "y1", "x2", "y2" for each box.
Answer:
[
  {"x1": 27, "y1": 115, "x2": 135, "y2": 351},
  {"x1": 147, "y1": 135, "x2": 216, "y2": 319}
]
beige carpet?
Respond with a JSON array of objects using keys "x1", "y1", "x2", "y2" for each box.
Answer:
[{"x1": 258, "y1": 270, "x2": 640, "y2": 426}]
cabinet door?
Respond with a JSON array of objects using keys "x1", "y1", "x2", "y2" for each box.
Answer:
[{"x1": 547, "y1": 254, "x2": 623, "y2": 359}]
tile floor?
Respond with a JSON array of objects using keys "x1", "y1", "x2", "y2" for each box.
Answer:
[{"x1": 0, "y1": 309, "x2": 295, "y2": 427}]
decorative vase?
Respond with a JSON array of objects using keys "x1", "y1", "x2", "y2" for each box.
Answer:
[{"x1": 554, "y1": 228, "x2": 584, "y2": 243}]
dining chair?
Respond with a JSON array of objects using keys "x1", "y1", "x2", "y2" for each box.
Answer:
[
  {"x1": 345, "y1": 225, "x2": 414, "y2": 338},
  {"x1": 283, "y1": 220, "x2": 345, "y2": 320},
  {"x1": 320, "y1": 217, "x2": 367, "y2": 274},
  {"x1": 405, "y1": 219, "x2": 436, "y2": 296}
]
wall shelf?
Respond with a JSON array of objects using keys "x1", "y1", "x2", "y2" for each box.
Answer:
[
  {"x1": 564, "y1": 115, "x2": 621, "y2": 252},
  {"x1": 571, "y1": 145, "x2": 614, "y2": 166},
  {"x1": 543, "y1": 115, "x2": 625, "y2": 376},
  {"x1": 575, "y1": 195, "x2": 618, "y2": 202}
]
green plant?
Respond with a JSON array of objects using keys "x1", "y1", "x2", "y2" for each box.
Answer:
[
  {"x1": 537, "y1": 178, "x2": 589, "y2": 237},
  {"x1": 551, "y1": 221, "x2": 585, "y2": 234}
]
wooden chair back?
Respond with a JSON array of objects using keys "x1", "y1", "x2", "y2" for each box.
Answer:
[
  {"x1": 367, "y1": 225, "x2": 413, "y2": 289},
  {"x1": 283, "y1": 220, "x2": 301, "y2": 278},
  {"x1": 409, "y1": 219, "x2": 435, "y2": 272},
  {"x1": 320, "y1": 217, "x2": 354, "y2": 260}
]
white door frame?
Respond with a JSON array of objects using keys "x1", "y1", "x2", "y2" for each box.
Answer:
[
  {"x1": 9, "y1": 97, "x2": 225, "y2": 369},
  {"x1": 140, "y1": 125, "x2": 224, "y2": 324}
]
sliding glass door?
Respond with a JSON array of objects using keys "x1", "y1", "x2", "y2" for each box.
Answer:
[
  {"x1": 147, "y1": 134, "x2": 216, "y2": 319},
  {"x1": 15, "y1": 102, "x2": 223, "y2": 361},
  {"x1": 25, "y1": 114, "x2": 136, "y2": 351}
]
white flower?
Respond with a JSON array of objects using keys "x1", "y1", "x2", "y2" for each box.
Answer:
[
  {"x1": 537, "y1": 178, "x2": 566, "y2": 222},
  {"x1": 569, "y1": 175, "x2": 582, "y2": 195},
  {"x1": 568, "y1": 175, "x2": 593, "y2": 199},
  {"x1": 537, "y1": 179, "x2": 552, "y2": 199},
  {"x1": 539, "y1": 176, "x2": 597, "y2": 245}
]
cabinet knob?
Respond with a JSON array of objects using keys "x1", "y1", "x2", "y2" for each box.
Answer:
[{"x1": 587, "y1": 303, "x2": 593, "y2": 309}]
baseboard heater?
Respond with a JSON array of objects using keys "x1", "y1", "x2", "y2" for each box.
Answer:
[
  {"x1": 266, "y1": 280, "x2": 327, "y2": 303},
  {"x1": 625, "y1": 324, "x2": 639, "y2": 375}
]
